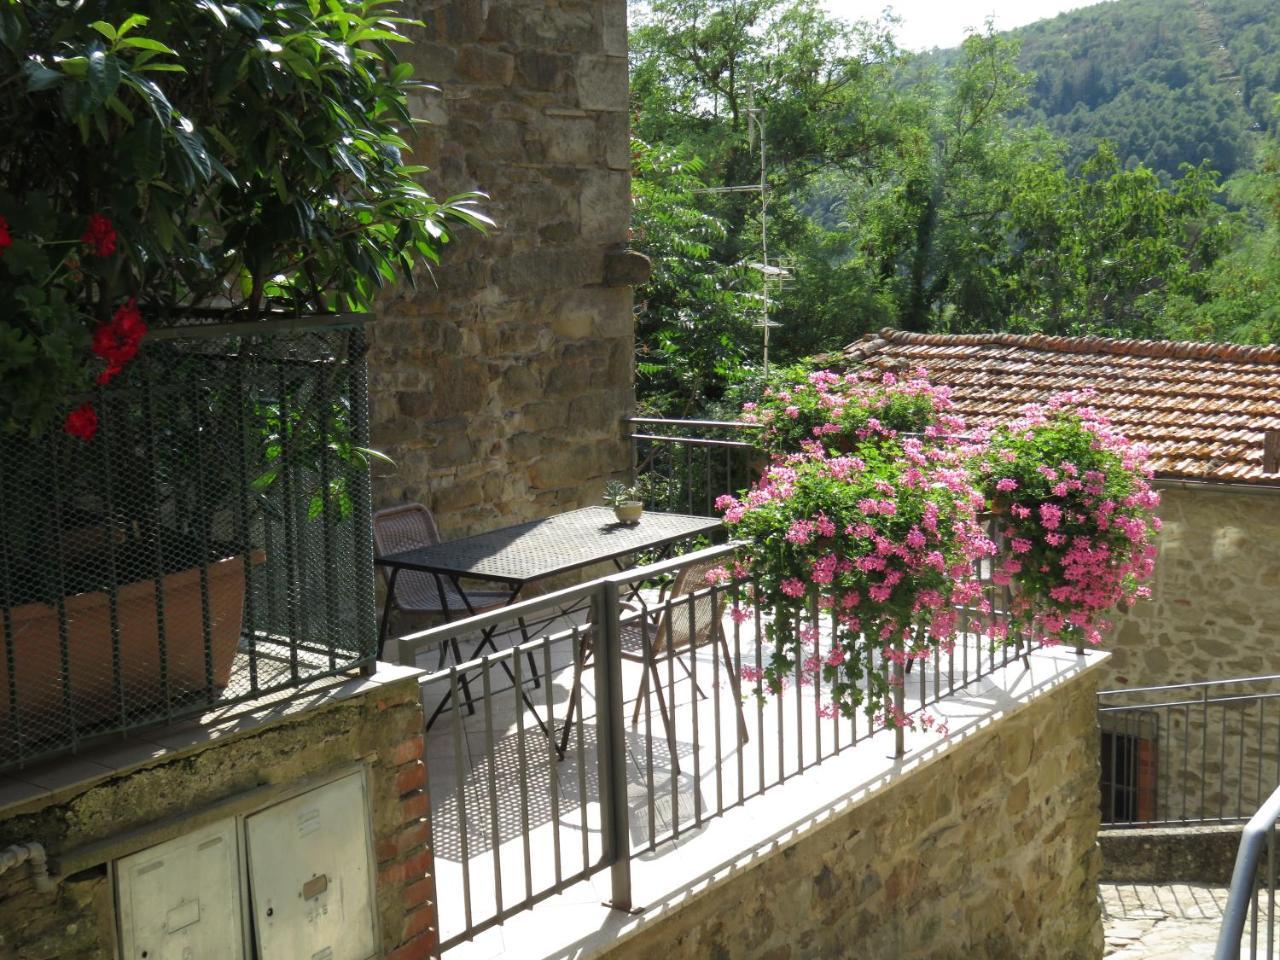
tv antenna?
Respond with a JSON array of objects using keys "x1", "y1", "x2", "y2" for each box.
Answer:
[{"x1": 694, "y1": 101, "x2": 789, "y2": 377}]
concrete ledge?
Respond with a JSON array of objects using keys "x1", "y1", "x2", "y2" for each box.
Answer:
[
  {"x1": 0, "y1": 661, "x2": 423, "y2": 816},
  {"x1": 1100, "y1": 824, "x2": 1245, "y2": 885}
]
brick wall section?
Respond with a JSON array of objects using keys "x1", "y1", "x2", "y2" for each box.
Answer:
[
  {"x1": 595, "y1": 665, "x2": 1106, "y2": 960},
  {"x1": 367, "y1": 0, "x2": 636, "y2": 538},
  {"x1": 0, "y1": 676, "x2": 436, "y2": 960}
]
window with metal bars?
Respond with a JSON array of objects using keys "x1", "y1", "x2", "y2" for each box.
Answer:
[{"x1": 1100, "y1": 729, "x2": 1158, "y2": 824}]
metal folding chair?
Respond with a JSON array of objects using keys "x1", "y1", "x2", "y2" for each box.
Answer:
[
  {"x1": 373, "y1": 503, "x2": 540, "y2": 715},
  {"x1": 558, "y1": 556, "x2": 748, "y2": 769}
]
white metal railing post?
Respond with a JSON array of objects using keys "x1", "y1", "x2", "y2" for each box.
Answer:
[
  {"x1": 893, "y1": 632, "x2": 906, "y2": 759},
  {"x1": 592, "y1": 577, "x2": 633, "y2": 911},
  {"x1": 1216, "y1": 783, "x2": 1280, "y2": 959}
]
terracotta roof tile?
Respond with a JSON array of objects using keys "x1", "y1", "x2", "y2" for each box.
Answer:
[{"x1": 841, "y1": 328, "x2": 1280, "y2": 486}]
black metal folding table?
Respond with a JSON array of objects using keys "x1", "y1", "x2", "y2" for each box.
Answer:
[{"x1": 374, "y1": 506, "x2": 721, "y2": 729}]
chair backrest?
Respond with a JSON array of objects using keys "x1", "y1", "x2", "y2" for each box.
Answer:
[
  {"x1": 652, "y1": 557, "x2": 728, "y2": 655},
  {"x1": 373, "y1": 503, "x2": 441, "y2": 610}
]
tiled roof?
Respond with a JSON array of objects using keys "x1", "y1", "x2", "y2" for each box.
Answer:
[{"x1": 841, "y1": 329, "x2": 1280, "y2": 486}]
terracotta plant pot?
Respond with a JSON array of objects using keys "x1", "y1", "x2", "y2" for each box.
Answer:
[
  {"x1": 0, "y1": 551, "x2": 264, "y2": 731},
  {"x1": 613, "y1": 502, "x2": 644, "y2": 524}
]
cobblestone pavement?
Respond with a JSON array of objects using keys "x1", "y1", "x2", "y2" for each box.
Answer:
[{"x1": 1101, "y1": 882, "x2": 1257, "y2": 958}]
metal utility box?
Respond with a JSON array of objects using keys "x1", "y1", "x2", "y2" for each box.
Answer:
[
  {"x1": 115, "y1": 818, "x2": 246, "y2": 960},
  {"x1": 245, "y1": 770, "x2": 378, "y2": 960}
]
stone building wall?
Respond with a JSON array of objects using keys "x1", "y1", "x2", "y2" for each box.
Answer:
[
  {"x1": 367, "y1": 0, "x2": 638, "y2": 538},
  {"x1": 1101, "y1": 485, "x2": 1280, "y2": 822},
  {"x1": 597, "y1": 663, "x2": 1106, "y2": 960},
  {"x1": 1104, "y1": 486, "x2": 1280, "y2": 687},
  {"x1": 0, "y1": 672, "x2": 436, "y2": 960}
]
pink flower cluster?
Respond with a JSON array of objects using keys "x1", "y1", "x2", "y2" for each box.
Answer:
[
  {"x1": 719, "y1": 403, "x2": 995, "y2": 723},
  {"x1": 721, "y1": 370, "x2": 1162, "y2": 733},
  {"x1": 982, "y1": 390, "x2": 1160, "y2": 648},
  {"x1": 745, "y1": 366, "x2": 959, "y2": 459}
]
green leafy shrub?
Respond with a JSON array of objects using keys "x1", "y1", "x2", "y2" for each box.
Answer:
[{"x1": 0, "y1": 1, "x2": 489, "y2": 434}]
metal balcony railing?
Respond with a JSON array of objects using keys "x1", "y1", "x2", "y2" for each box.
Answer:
[
  {"x1": 1098, "y1": 675, "x2": 1280, "y2": 827},
  {"x1": 396, "y1": 541, "x2": 1037, "y2": 951},
  {"x1": 628, "y1": 417, "x2": 761, "y2": 517}
]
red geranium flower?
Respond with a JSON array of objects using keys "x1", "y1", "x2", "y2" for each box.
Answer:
[
  {"x1": 0, "y1": 215, "x2": 11, "y2": 256},
  {"x1": 64, "y1": 403, "x2": 99, "y2": 441},
  {"x1": 81, "y1": 213, "x2": 117, "y2": 258},
  {"x1": 92, "y1": 298, "x2": 147, "y2": 385}
]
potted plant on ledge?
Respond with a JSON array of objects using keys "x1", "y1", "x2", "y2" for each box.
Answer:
[{"x1": 0, "y1": 1, "x2": 489, "y2": 761}]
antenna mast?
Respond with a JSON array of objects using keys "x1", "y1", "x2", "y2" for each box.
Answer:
[{"x1": 694, "y1": 98, "x2": 787, "y2": 379}]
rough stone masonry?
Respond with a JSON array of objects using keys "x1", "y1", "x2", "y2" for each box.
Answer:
[
  {"x1": 599, "y1": 665, "x2": 1107, "y2": 960},
  {"x1": 0, "y1": 675, "x2": 434, "y2": 960},
  {"x1": 368, "y1": 0, "x2": 640, "y2": 537}
]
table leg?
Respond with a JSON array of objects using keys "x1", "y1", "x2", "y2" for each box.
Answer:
[
  {"x1": 378, "y1": 568, "x2": 400, "y2": 651},
  {"x1": 611, "y1": 541, "x2": 681, "y2": 604},
  {"x1": 428, "y1": 582, "x2": 554, "y2": 742}
]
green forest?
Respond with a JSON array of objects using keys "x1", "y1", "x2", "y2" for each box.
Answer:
[
  {"x1": 629, "y1": 0, "x2": 1280, "y2": 416},
  {"x1": 1012, "y1": 0, "x2": 1280, "y2": 181}
]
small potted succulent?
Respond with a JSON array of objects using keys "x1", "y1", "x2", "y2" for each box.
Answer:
[{"x1": 603, "y1": 481, "x2": 644, "y2": 524}]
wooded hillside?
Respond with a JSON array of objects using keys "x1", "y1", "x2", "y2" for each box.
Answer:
[{"x1": 1003, "y1": 0, "x2": 1280, "y2": 180}]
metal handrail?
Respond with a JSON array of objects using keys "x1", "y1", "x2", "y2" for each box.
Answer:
[
  {"x1": 1100, "y1": 674, "x2": 1280, "y2": 697},
  {"x1": 629, "y1": 432, "x2": 757, "y2": 450},
  {"x1": 1216, "y1": 783, "x2": 1280, "y2": 959},
  {"x1": 1099, "y1": 690, "x2": 1280, "y2": 713},
  {"x1": 626, "y1": 417, "x2": 762, "y2": 430}
]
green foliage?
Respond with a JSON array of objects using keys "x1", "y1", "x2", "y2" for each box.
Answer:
[
  {"x1": 0, "y1": 0, "x2": 489, "y2": 433},
  {"x1": 996, "y1": 0, "x2": 1280, "y2": 182},
  {"x1": 629, "y1": 1, "x2": 1265, "y2": 415},
  {"x1": 630, "y1": 138, "x2": 757, "y2": 413},
  {"x1": 1003, "y1": 143, "x2": 1234, "y2": 336},
  {"x1": 1172, "y1": 95, "x2": 1280, "y2": 343}
]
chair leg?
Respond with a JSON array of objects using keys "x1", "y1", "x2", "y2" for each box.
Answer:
[
  {"x1": 450, "y1": 636, "x2": 477, "y2": 716},
  {"x1": 558, "y1": 636, "x2": 592, "y2": 760},
  {"x1": 648, "y1": 657, "x2": 680, "y2": 776},
  {"x1": 517, "y1": 616, "x2": 542, "y2": 690},
  {"x1": 631, "y1": 659, "x2": 651, "y2": 727},
  {"x1": 674, "y1": 653, "x2": 708, "y2": 701},
  {"x1": 718, "y1": 631, "x2": 750, "y2": 745}
]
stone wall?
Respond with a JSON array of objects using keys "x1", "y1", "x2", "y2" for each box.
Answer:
[
  {"x1": 367, "y1": 0, "x2": 637, "y2": 537},
  {"x1": 1105, "y1": 486, "x2": 1280, "y2": 688},
  {"x1": 1100, "y1": 486, "x2": 1280, "y2": 822},
  {"x1": 0, "y1": 672, "x2": 436, "y2": 960},
  {"x1": 597, "y1": 662, "x2": 1105, "y2": 960},
  {"x1": 1100, "y1": 825, "x2": 1243, "y2": 884}
]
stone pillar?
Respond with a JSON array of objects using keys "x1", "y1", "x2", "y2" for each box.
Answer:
[{"x1": 369, "y1": 0, "x2": 637, "y2": 537}]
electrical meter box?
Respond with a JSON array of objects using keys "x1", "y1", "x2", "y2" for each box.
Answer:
[
  {"x1": 115, "y1": 818, "x2": 246, "y2": 960},
  {"x1": 245, "y1": 770, "x2": 378, "y2": 960}
]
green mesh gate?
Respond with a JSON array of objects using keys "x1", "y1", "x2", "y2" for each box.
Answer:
[{"x1": 0, "y1": 315, "x2": 378, "y2": 770}]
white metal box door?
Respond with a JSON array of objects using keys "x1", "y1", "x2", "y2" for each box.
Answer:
[
  {"x1": 115, "y1": 818, "x2": 246, "y2": 960},
  {"x1": 245, "y1": 771, "x2": 378, "y2": 960}
]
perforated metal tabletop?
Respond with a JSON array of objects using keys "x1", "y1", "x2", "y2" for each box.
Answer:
[{"x1": 375, "y1": 507, "x2": 721, "y2": 586}]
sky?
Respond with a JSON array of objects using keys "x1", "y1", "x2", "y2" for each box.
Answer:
[{"x1": 822, "y1": 0, "x2": 1107, "y2": 51}]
